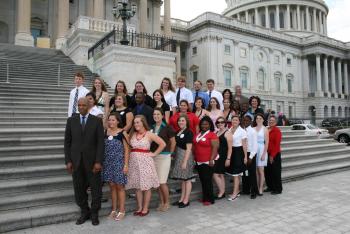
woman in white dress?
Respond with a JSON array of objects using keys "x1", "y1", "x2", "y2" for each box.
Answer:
[
  {"x1": 254, "y1": 113, "x2": 269, "y2": 195},
  {"x1": 160, "y1": 77, "x2": 177, "y2": 113}
]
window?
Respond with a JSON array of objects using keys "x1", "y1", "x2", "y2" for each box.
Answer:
[
  {"x1": 279, "y1": 12, "x2": 284, "y2": 28},
  {"x1": 192, "y1": 47, "x2": 197, "y2": 56},
  {"x1": 270, "y1": 13, "x2": 275, "y2": 28},
  {"x1": 224, "y1": 69, "x2": 232, "y2": 87},
  {"x1": 287, "y1": 75, "x2": 293, "y2": 93},
  {"x1": 240, "y1": 67, "x2": 249, "y2": 89},
  {"x1": 287, "y1": 57, "x2": 292, "y2": 65},
  {"x1": 192, "y1": 71, "x2": 198, "y2": 82},
  {"x1": 274, "y1": 72, "x2": 282, "y2": 92},
  {"x1": 289, "y1": 105, "x2": 294, "y2": 118},
  {"x1": 240, "y1": 48, "x2": 247, "y2": 57},
  {"x1": 181, "y1": 51, "x2": 186, "y2": 58},
  {"x1": 274, "y1": 55, "x2": 280, "y2": 64},
  {"x1": 258, "y1": 68, "x2": 265, "y2": 90},
  {"x1": 224, "y1": 45, "x2": 231, "y2": 54}
]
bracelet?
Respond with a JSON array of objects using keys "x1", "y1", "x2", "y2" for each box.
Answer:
[{"x1": 226, "y1": 158, "x2": 231, "y2": 161}]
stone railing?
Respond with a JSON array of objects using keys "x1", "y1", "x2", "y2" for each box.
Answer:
[
  {"x1": 160, "y1": 16, "x2": 189, "y2": 29},
  {"x1": 66, "y1": 16, "x2": 136, "y2": 38},
  {"x1": 302, "y1": 34, "x2": 350, "y2": 49}
]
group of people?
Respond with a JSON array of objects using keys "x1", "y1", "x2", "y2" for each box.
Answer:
[{"x1": 64, "y1": 72, "x2": 283, "y2": 226}]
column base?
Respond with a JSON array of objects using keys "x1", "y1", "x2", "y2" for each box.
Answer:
[
  {"x1": 315, "y1": 91, "x2": 324, "y2": 97},
  {"x1": 55, "y1": 37, "x2": 67, "y2": 50},
  {"x1": 15, "y1": 33, "x2": 34, "y2": 47}
]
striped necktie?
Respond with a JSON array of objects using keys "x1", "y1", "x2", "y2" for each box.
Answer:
[{"x1": 72, "y1": 88, "x2": 78, "y2": 116}]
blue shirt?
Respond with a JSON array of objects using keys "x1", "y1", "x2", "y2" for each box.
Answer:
[
  {"x1": 192, "y1": 91, "x2": 210, "y2": 108},
  {"x1": 80, "y1": 114, "x2": 89, "y2": 124}
]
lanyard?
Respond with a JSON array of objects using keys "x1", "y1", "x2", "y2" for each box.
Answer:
[{"x1": 196, "y1": 130, "x2": 210, "y2": 143}]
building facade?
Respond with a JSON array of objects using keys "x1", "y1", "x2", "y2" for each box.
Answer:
[{"x1": 0, "y1": 0, "x2": 349, "y2": 122}]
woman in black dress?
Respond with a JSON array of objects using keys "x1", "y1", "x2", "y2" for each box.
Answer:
[
  {"x1": 213, "y1": 116, "x2": 232, "y2": 199},
  {"x1": 225, "y1": 115, "x2": 248, "y2": 201},
  {"x1": 109, "y1": 80, "x2": 132, "y2": 109},
  {"x1": 152, "y1": 89, "x2": 171, "y2": 123},
  {"x1": 110, "y1": 94, "x2": 134, "y2": 132}
]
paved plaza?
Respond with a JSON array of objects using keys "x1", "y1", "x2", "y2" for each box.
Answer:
[{"x1": 11, "y1": 171, "x2": 350, "y2": 234}]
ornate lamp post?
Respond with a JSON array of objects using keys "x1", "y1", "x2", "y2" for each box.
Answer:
[{"x1": 112, "y1": 0, "x2": 137, "y2": 45}]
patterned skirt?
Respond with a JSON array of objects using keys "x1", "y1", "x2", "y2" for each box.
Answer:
[{"x1": 170, "y1": 147, "x2": 195, "y2": 181}]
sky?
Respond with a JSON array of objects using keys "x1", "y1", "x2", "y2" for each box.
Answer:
[{"x1": 161, "y1": 0, "x2": 350, "y2": 42}]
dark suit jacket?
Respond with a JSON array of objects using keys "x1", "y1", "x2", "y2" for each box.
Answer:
[
  {"x1": 64, "y1": 114, "x2": 105, "y2": 171},
  {"x1": 232, "y1": 94, "x2": 249, "y2": 108},
  {"x1": 133, "y1": 104, "x2": 155, "y2": 127}
]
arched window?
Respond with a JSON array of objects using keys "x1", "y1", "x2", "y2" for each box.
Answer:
[
  {"x1": 274, "y1": 72, "x2": 282, "y2": 92},
  {"x1": 257, "y1": 68, "x2": 265, "y2": 90},
  {"x1": 331, "y1": 106, "x2": 335, "y2": 117},
  {"x1": 240, "y1": 66, "x2": 249, "y2": 89},
  {"x1": 338, "y1": 106, "x2": 342, "y2": 117},
  {"x1": 324, "y1": 106, "x2": 328, "y2": 118}
]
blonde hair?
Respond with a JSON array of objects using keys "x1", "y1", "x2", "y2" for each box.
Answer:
[{"x1": 129, "y1": 115, "x2": 150, "y2": 139}]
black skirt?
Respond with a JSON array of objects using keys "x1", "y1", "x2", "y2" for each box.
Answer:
[
  {"x1": 213, "y1": 132, "x2": 228, "y2": 174},
  {"x1": 225, "y1": 146, "x2": 245, "y2": 176}
]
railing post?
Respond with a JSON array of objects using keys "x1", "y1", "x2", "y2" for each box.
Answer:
[
  {"x1": 6, "y1": 64, "x2": 9, "y2": 83},
  {"x1": 57, "y1": 64, "x2": 61, "y2": 87}
]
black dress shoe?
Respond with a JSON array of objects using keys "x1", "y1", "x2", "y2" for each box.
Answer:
[
  {"x1": 76, "y1": 214, "x2": 90, "y2": 225},
  {"x1": 178, "y1": 202, "x2": 190, "y2": 208},
  {"x1": 271, "y1": 191, "x2": 282, "y2": 195},
  {"x1": 91, "y1": 214, "x2": 99, "y2": 226},
  {"x1": 257, "y1": 193, "x2": 263, "y2": 196},
  {"x1": 264, "y1": 188, "x2": 272, "y2": 192},
  {"x1": 172, "y1": 201, "x2": 181, "y2": 206},
  {"x1": 250, "y1": 194, "x2": 257, "y2": 199},
  {"x1": 214, "y1": 194, "x2": 226, "y2": 200}
]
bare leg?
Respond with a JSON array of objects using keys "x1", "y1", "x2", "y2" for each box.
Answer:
[
  {"x1": 116, "y1": 185, "x2": 126, "y2": 213},
  {"x1": 233, "y1": 176, "x2": 240, "y2": 196},
  {"x1": 109, "y1": 183, "x2": 117, "y2": 212},
  {"x1": 135, "y1": 189, "x2": 143, "y2": 212},
  {"x1": 142, "y1": 190, "x2": 152, "y2": 213},
  {"x1": 179, "y1": 181, "x2": 186, "y2": 202},
  {"x1": 157, "y1": 187, "x2": 164, "y2": 208},
  {"x1": 160, "y1": 184, "x2": 169, "y2": 206},
  {"x1": 213, "y1": 174, "x2": 225, "y2": 196},
  {"x1": 258, "y1": 167, "x2": 265, "y2": 194},
  {"x1": 183, "y1": 181, "x2": 192, "y2": 204}
]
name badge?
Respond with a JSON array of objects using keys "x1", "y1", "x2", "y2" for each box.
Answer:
[
  {"x1": 202, "y1": 138, "x2": 206, "y2": 141},
  {"x1": 180, "y1": 134, "x2": 184, "y2": 138},
  {"x1": 108, "y1": 136, "x2": 113, "y2": 141},
  {"x1": 120, "y1": 111, "x2": 125, "y2": 115}
]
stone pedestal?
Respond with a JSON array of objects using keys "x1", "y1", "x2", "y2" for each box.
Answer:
[
  {"x1": 93, "y1": 44, "x2": 176, "y2": 93},
  {"x1": 14, "y1": 33, "x2": 34, "y2": 47}
]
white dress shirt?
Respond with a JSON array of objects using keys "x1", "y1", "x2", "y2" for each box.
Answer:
[
  {"x1": 232, "y1": 126, "x2": 247, "y2": 147},
  {"x1": 89, "y1": 106, "x2": 104, "y2": 117},
  {"x1": 175, "y1": 87, "x2": 194, "y2": 104},
  {"x1": 164, "y1": 90, "x2": 177, "y2": 109},
  {"x1": 245, "y1": 126, "x2": 258, "y2": 159},
  {"x1": 68, "y1": 85, "x2": 89, "y2": 117},
  {"x1": 207, "y1": 89, "x2": 223, "y2": 110}
]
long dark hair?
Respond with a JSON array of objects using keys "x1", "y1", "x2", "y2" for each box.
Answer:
[
  {"x1": 114, "y1": 80, "x2": 128, "y2": 95},
  {"x1": 133, "y1": 81, "x2": 148, "y2": 95},
  {"x1": 207, "y1": 97, "x2": 220, "y2": 111},
  {"x1": 252, "y1": 113, "x2": 265, "y2": 127},
  {"x1": 160, "y1": 77, "x2": 175, "y2": 92},
  {"x1": 108, "y1": 112, "x2": 123, "y2": 128},
  {"x1": 193, "y1": 96, "x2": 205, "y2": 113}
]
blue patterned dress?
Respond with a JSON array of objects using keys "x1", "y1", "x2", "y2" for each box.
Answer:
[{"x1": 102, "y1": 132, "x2": 127, "y2": 185}]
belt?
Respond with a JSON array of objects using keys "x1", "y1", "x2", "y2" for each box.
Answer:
[
  {"x1": 258, "y1": 141, "x2": 265, "y2": 144},
  {"x1": 131, "y1": 149, "x2": 150, "y2": 153}
]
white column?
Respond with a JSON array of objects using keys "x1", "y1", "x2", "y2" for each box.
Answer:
[
  {"x1": 318, "y1": 10, "x2": 323, "y2": 34},
  {"x1": 323, "y1": 13, "x2": 327, "y2": 35},
  {"x1": 286, "y1": 5, "x2": 290, "y2": 30},
  {"x1": 265, "y1": 6, "x2": 270, "y2": 28},
  {"x1": 164, "y1": 0, "x2": 171, "y2": 36},
  {"x1": 56, "y1": 0, "x2": 69, "y2": 49},
  {"x1": 316, "y1": 54, "x2": 322, "y2": 93},
  {"x1": 302, "y1": 57, "x2": 310, "y2": 94},
  {"x1": 176, "y1": 43, "x2": 181, "y2": 77},
  {"x1": 301, "y1": 9, "x2": 305, "y2": 30},
  {"x1": 153, "y1": 1, "x2": 161, "y2": 34},
  {"x1": 313, "y1": 8, "x2": 317, "y2": 32},
  {"x1": 15, "y1": 0, "x2": 34, "y2": 46},
  {"x1": 237, "y1": 13, "x2": 240, "y2": 21},
  {"x1": 331, "y1": 57, "x2": 336, "y2": 94},
  {"x1": 306, "y1": 6, "x2": 311, "y2": 31},
  {"x1": 344, "y1": 62, "x2": 349, "y2": 95},
  {"x1": 338, "y1": 60, "x2": 343, "y2": 95},
  {"x1": 255, "y1": 8, "x2": 260, "y2": 25},
  {"x1": 275, "y1": 5, "x2": 280, "y2": 30},
  {"x1": 245, "y1": 10, "x2": 249, "y2": 23},
  {"x1": 139, "y1": 0, "x2": 148, "y2": 33},
  {"x1": 93, "y1": 0, "x2": 105, "y2": 19},
  {"x1": 323, "y1": 56, "x2": 329, "y2": 93},
  {"x1": 86, "y1": 0, "x2": 94, "y2": 17},
  {"x1": 297, "y1": 5, "x2": 301, "y2": 30}
]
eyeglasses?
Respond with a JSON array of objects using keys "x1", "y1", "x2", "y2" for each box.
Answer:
[{"x1": 216, "y1": 121, "x2": 225, "y2": 124}]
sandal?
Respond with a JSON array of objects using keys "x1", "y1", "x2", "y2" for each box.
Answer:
[
  {"x1": 156, "y1": 204, "x2": 163, "y2": 211},
  {"x1": 115, "y1": 212, "x2": 125, "y2": 221},
  {"x1": 109, "y1": 211, "x2": 117, "y2": 219},
  {"x1": 160, "y1": 203, "x2": 170, "y2": 212}
]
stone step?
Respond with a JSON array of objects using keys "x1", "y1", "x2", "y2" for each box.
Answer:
[
  {"x1": 0, "y1": 184, "x2": 202, "y2": 233},
  {"x1": 0, "y1": 128, "x2": 64, "y2": 138},
  {"x1": 0, "y1": 106, "x2": 67, "y2": 112},
  {"x1": 0, "y1": 154, "x2": 64, "y2": 168},
  {"x1": 0, "y1": 164, "x2": 65, "y2": 180},
  {"x1": 281, "y1": 138, "x2": 335, "y2": 147},
  {"x1": 0, "y1": 111, "x2": 67, "y2": 118},
  {"x1": 0, "y1": 92, "x2": 71, "y2": 99},
  {"x1": 281, "y1": 143, "x2": 342, "y2": 154},
  {"x1": 0, "y1": 145, "x2": 63, "y2": 157},
  {"x1": 283, "y1": 147, "x2": 350, "y2": 161},
  {"x1": 0, "y1": 116, "x2": 67, "y2": 123},
  {"x1": 282, "y1": 161, "x2": 350, "y2": 182},
  {"x1": 0, "y1": 101, "x2": 68, "y2": 107},
  {"x1": 0, "y1": 137, "x2": 63, "y2": 147},
  {"x1": 282, "y1": 135, "x2": 319, "y2": 142},
  {"x1": 0, "y1": 121, "x2": 66, "y2": 128},
  {"x1": 281, "y1": 130, "x2": 307, "y2": 136},
  {"x1": 0, "y1": 99, "x2": 68, "y2": 105},
  {"x1": 283, "y1": 154, "x2": 350, "y2": 171}
]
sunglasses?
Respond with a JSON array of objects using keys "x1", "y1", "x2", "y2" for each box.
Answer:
[{"x1": 216, "y1": 121, "x2": 225, "y2": 124}]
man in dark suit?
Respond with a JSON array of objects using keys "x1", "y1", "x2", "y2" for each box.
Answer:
[
  {"x1": 232, "y1": 85, "x2": 249, "y2": 109},
  {"x1": 64, "y1": 97, "x2": 105, "y2": 226},
  {"x1": 132, "y1": 92, "x2": 155, "y2": 126}
]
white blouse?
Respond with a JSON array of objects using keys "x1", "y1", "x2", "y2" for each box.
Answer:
[
  {"x1": 232, "y1": 126, "x2": 247, "y2": 147},
  {"x1": 163, "y1": 90, "x2": 177, "y2": 109}
]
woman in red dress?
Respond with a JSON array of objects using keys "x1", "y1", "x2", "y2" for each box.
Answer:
[{"x1": 169, "y1": 100, "x2": 199, "y2": 135}]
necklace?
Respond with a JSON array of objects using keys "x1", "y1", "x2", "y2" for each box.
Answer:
[
  {"x1": 136, "y1": 131, "x2": 146, "y2": 140},
  {"x1": 177, "y1": 128, "x2": 186, "y2": 136}
]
